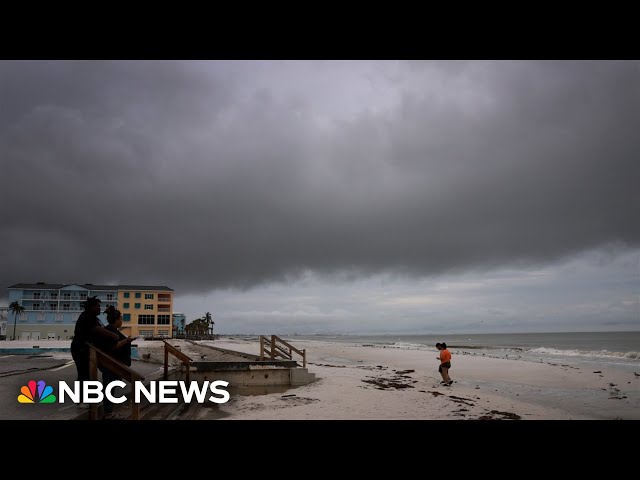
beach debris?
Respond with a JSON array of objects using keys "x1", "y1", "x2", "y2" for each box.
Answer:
[
  {"x1": 593, "y1": 371, "x2": 602, "y2": 373},
  {"x1": 362, "y1": 373, "x2": 416, "y2": 390},
  {"x1": 476, "y1": 410, "x2": 521, "y2": 420},
  {"x1": 281, "y1": 394, "x2": 296, "y2": 398},
  {"x1": 634, "y1": 372, "x2": 640, "y2": 377},
  {"x1": 448, "y1": 395, "x2": 475, "y2": 406},
  {"x1": 396, "y1": 369, "x2": 415, "y2": 375},
  {"x1": 279, "y1": 396, "x2": 320, "y2": 405},
  {"x1": 490, "y1": 410, "x2": 521, "y2": 420},
  {"x1": 609, "y1": 383, "x2": 616, "y2": 387},
  {"x1": 475, "y1": 386, "x2": 480, "y2": 389},
  {"x1": 608, "y1": 386, "x2": 625, "y2": 400}
]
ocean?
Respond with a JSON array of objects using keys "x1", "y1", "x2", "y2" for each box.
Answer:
[{"x1": 284, "y1": 331, "x2": 640, "y2": 367}]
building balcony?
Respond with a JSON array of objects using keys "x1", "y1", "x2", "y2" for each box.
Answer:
[{"x1": 21, "y1": 296, "x2": 61, "y2": 301}]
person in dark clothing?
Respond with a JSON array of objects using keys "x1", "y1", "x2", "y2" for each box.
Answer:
[
  {"x1": 102, "y1": 305, "x2": 137, "y2": 419},
  {"x1": 70, "y1": 296, "x2": 119, "y2": 406}
]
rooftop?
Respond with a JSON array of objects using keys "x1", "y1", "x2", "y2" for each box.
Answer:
[{"x1": 9, "y1": 283, "x2": 173, "y2": 291}]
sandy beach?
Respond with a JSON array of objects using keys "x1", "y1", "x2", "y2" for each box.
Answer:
[
  {"x1": 198, "y1": 338, "x2": 640, "y2": 420},
  {"x1": 1, "y1": 337, "x2": 637, "y2": 420}
]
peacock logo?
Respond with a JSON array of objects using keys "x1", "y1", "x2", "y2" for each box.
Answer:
[{"x1": 18, "y1": 380, "x2": 57, "y2": 404}]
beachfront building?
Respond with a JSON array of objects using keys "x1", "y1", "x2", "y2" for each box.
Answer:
[
  {"x1": 7, "y1": 283, "x2": 174, "y2": 340},
  {"x1": 172, "y1": 312, "x2": 186, "y2": 336},
  {"x1": 0, "y1": 306, "x2": 8, "y2": 339}
]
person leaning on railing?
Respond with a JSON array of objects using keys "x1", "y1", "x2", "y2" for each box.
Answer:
[
  {"x1": 70, "y1": 296, "x2": 120, "y2": 407},
  {"x1": 100, "y1": 305, "x2": 137, "y2": 419}
]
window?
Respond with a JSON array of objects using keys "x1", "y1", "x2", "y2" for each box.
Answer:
[
  {"x1": 107, "y1": 294, "x2": 114, "y2": 301},
  {"x1": 135, "y1": 303, "x2": 141, "y2": 309},
  {"x1": 63, "y1": 303, "x2": 70, "y2": 311},
  {"x1": 135, "y1": 292, "x2": 141, "y2": 299},
  {"x1": 51, "y1": 293, "x2": 58, "y2": 300},
  {"x1": 37, "y1": 312, "x2": 45, "y2": 321},
  {"x1": 144, "y1": 304, "x2": 153, "y2": 310},
  {"x1": 139, "y1": 329, "x2": 154, "y2": 337},
  {"x1": 79, "y1": 293, "x2": 87, "y2": 300},
  {"x1": 138, "y1": 314, "x2": 155, "y2": 325},
  {"x1": 124, "y1": 292, "x2": 130, "y2": 298},
  {"x1": 123, "y1": 314, "x2": 131, "y2": 322},
  {"x1": 145, "y1": 293, "x2": 154, "y2": 300},
  {"x1": 158, "y1": 294, "x2": 171, "y2": 302},
  {"x1": 123, "y1": 303, "x2": 129, "y2": 309},
  {"x1": 34, "y1": 292, "x2": 41, "y2": 299},
  {"x1": 50, "y1": 303, "x2": 57, "y2": 311},
  {"x1": 33, "y1": 303, "x2": 41, "y2": 310},
  {"x1": 157, "y1": 315, "x2": 171, "y2": 325},
  {"x1": 63, "y1": 293, "x2": 70, "y2": 300},
  {"x1": 55, "y1": 313, "x2": 63, "y2": 322}
]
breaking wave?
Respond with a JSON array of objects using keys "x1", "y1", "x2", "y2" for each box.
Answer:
[{"x1": 528, "y1": 347, "x2": 639, "y2": 360}]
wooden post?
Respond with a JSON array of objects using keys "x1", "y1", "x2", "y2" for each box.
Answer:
[
  {"x1": 303, "y1": 349, "x2": 306, "y2": 368},
  {"x1": 89, "y1": 347, "x2": 98, "y2": 421},
  {"x1": 270, "y1": 335, "x2": 275, "y2": 360},
  {"x1": 259, "y1": 336, "x2": 264, "y2": 360},
  {"x1": 164, "y1": 343, "x2": 169, "y2": 381}
]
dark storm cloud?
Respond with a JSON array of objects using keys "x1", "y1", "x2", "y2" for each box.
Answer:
[{"x1": 1, "y1": 60, "x2": 638, "y2": 294}]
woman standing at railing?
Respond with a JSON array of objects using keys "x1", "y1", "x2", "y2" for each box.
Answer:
[{"x1": 101, "y1": 306, "x2": 137, "y2": 420}]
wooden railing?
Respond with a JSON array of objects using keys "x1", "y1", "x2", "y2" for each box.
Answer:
[
  {"x1": 88, "y1": 344, "x2": 145, "y2": 421},
  {"x1": 259, "y1": 335, "x2": 306, "y2": 367},
  {"x1": 163, "y1": 340, "x2": 192, "y2": 383}
]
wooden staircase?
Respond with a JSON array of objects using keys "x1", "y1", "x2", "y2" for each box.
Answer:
[{"x1": 259, "y1": 335, "x2": 306, "y2": 367}]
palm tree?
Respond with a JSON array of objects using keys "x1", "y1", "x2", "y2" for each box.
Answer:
[{"x1": 9, "y1": 301, "x2": 25, "y2": 341}]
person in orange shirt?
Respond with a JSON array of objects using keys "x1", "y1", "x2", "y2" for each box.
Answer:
[{"x1": 436, "y1": 342, "x2": 453, "y2": 386}]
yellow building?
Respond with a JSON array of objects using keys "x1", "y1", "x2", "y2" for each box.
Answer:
[{"x1": 117, "y1": 285, "x2": 174, "y2": 339}]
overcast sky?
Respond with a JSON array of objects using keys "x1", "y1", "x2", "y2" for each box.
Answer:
[{"x1": 0, "y1": 60, "x2": 638, "y2": 333}]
